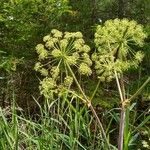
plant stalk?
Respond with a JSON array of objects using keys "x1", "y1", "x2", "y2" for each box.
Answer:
[
  {"x1": 115, "y1": 71, "x2": 126, "y2": 150},
  {"x1": 118, "y1": 108, "x2": 126, "y2": 150},
  {"x1": 66, "y1": 63, "x2": 111, "y2": 150}
]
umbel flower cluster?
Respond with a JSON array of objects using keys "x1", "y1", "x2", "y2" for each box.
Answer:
[
  {"x1": 34, "y1": 19, "x2": 146, "y2": 98},
  {"x1": 34, "y1": 29, "x2": 92, "y2": 98},
  {"x1": 92, "y1": 18, "x2": 147, "y2": 81}
]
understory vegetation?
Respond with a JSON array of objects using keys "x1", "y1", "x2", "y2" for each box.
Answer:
[{"x1": 0, "y1": 0, "x2": 150, "y2": 150}]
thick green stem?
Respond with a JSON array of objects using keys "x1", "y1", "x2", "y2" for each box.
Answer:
[
  {"x1": 115, "y1": 71, "x2": 126, "y2": 150},
  {"x1": 118, "y1": 108, "x2": 126, "y2": 150},
  {"x1": 115, "y1": 74, "x2": 150, "y2": 150},
  {"x1": 66, "y1": 63, "x2": 111, "y2": 150}
]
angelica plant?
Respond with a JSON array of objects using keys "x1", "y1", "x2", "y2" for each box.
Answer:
[
  {"x1": 93, "y1": 18, "x2": 147, "y2": 150},
  {"x1": 34, "y1": 29, "x2": 110, "y2": 149},
  {"x1": 34, "y1": 29, "x2": 92, "y2": 98},
  {"x1": 34, "y1": 19, "x2": 148, "y2": 150}
]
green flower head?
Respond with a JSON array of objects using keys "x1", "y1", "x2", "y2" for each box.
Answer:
[
  {"x1": 39, "y1": 77, "x2": 56, "y2": 98},
  {"x1": 51, "y1": 29, "x2": 63, "y2": 38},
  {"x1": 36, "y1": 44, "x2": 48, "y2": 60},
  {"x1": 34, "y1": 62, "x2": 42, "y2": 71},
  {"x1": 35, "y1": 29, "x2": 92, "y2": 77},
  {"x1": 50, "y1": 66, "x2": 60, "y2": 79},
  {"x1": 93, "y1": 19, "x2": 146, "y2": 81},
  {"x1": 64, "y1": 76, "x2": 73, "y2": 87},
  {"x1": 35, "y1": 29, "x2": 92, "y2": 98},
  {"x1": 78, "y1": 63, "x2": 92, "y2": 76}
]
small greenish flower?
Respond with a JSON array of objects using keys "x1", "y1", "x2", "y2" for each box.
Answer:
[
  {"x1": 43, "y1": 35, "x2": 51, "y2": 42},
  {"x1": 72, "y1": 52, "x2": 80, "y2": 59},
  {"x1": 50, "y1": 66, "x2": 60, "y2": 79},
  {"x1": 74, "y1": 43, "x2": 82, "y2": 50},
  {"x1": 75, "y1": 39, "x2": 85, "y2": 45},
  {"x1": 66, "y1": 56, "x2": 77, "y2": 65},
  {"x1": 34, "y1": 62, "x2": 42, "y2": 71},
  {"x1": 51, "y1": 29, "x2": 62, "y2": 38},
  {"x1": 52, "y1": 38, "x2": 59, "y2": 43},
  {"x1": 51, "y1": 49, "x2": 62, "y2": 58},
  {"x1": 84, "y1": 58, "x2": 92, "y2": 66},
  {"x1": 64, "y1": 76, "x2": 73, "y2": 87},
  {"x1": 39, "y1": 68, "x2": 48, "y2": 76},
  {"x1": 36, "y1": 44, "x2": 48, "y2": 60},
  {"x1": 39, "y1": 77, "x2": 56, "y2": 98},
  {"x1": 64, "y1": 31, "x2": 83, "y2": 39},
  {"x1": 81, "y1": 45, "x2": 90, "y2": 53},
  {"x1": 78, "y1": 63, "x2": 92, "y2": 76},
  {"x1": 45, "y1": 40, "x2": 54, "y2": 49},
  {"x1": 91, "y1": 53, "x2": 98, "y2": 61},
  {"x1": 75, "y1": 32, "x2": 83, "y2": 38},
  {"x1": 75, "y1": 32, "x2": 83, "y2": 39},
  {"x1": 64, "y1": 32, "x2": 74, "y2": 39},
  {"x1": 82, "y1": 53, "x2": 92, "y2": 66},
  {"x1": 60, "y1": 39, "x2": 68, "y2": 49},
  {"x1": 40, "y1": 77, "x2": 56, "y2": 89},
  {"x1": 36, "y1": 44, "x2": 44, "y2": 52},
  {"x1": 38, "y1": 50, "x2": 48, "y2": 60}
]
